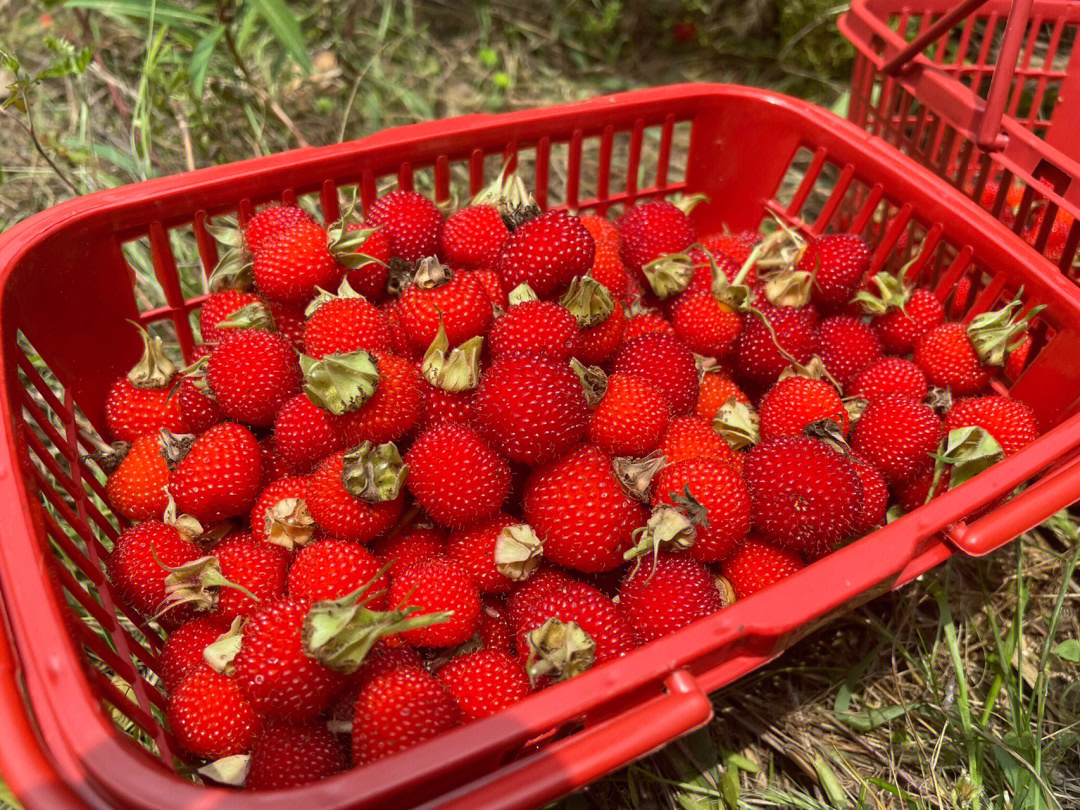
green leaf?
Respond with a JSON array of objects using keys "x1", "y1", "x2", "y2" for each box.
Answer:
[
  {"x1": 64, "y1": 0, "x2": 214, "y2": 26},
  {"x1": 251, "y1": 0, "x2": 312, "y2": 74},
  {"x1": 38, "y1": 36, "x2": 93, "y2": 78},
  {"x1": 190, "y1": 26, "x2": 224, "y2": 98},
  {"x1": 0, "y1": 45, "x2": 21, "y2": 74},
  {"x1": 1052, "y1": 638, "x2": 1080, "y2": 663},
  {"x1": 835, "y1": 703, "x2": 928, "y2": 732}
]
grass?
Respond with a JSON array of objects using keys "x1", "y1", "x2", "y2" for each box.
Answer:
[{"x1": 1, "y1": 3, "x2": 1078, "y2": 809}]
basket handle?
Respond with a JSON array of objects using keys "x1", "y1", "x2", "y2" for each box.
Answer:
[
  {"x1": 430, "y1": 669, "x2": 712, "y2": 810},
  {"x1": 879, "y1": 0, "x2": 1034, "y2": 152},
  {"x1": 947, "y1": 449, "x2": 1080, "y2": 556}
]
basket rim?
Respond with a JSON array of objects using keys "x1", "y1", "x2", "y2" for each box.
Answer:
[{"x1": 3, "y1": 81, "x2": 1080, "y2": 810}]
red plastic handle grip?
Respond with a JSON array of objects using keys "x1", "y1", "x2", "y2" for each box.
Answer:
[
  {"x1": 947, "y1": 451, "x2": 1080, "y2": 556},
  {"x1": 426, "y1": 670, "x2": 712, "y2": 810},
  {"x1": 0, "y1": 619, "x2": 87, "y2": 810}
]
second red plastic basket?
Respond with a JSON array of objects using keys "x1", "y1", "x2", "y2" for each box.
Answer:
[
  {"x1": 840, "y1": 0, "x2": 1080, "y2": 275},
  {"x1": 3, "y1": 83, "x2": 1080, "y2": 810}
]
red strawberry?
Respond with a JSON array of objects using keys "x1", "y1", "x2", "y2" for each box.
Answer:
[
  {"x1": 206, "y1": 329, "x2": 301, "y2": 426},
  {"x1": 399, "y1": 263, "x2": 492, "y2": 352},
  {"x1": 161, "y1": 615, "x2": 230, "y2": 695},
  {"x1": 168, "y1": 665, "x2": 262, "y2": 759},
  {"x1": 582, "y1": 217, "x2": 629, "y2": 299},
  {"x1": 944, "y1": 395, "x2": 1038, "y2": 456},
  {"x1": 306, "y1": 446, "x2": 405, "y2": 542},
  {"x1": 849, "y1": 357, "x2": 928, "y2": 403},
  {"x1": 497, "y1": 210, "x2": 595, "y2": 297},
  {"x1": 850, "y1": 393, "x2": 942, "y2": 484},
  {"x1": 170, "y1": 422, "x2": 263, "y2": 522},
  {"x1": 381, "y1": 299, "x2": 414, "y2": 358},
  {"x1": 894, "y1": 460, "x2": 949, "y2": 512},
  {"x1": 474, "y1": 354, "x2": 588, "y2": 465},
  {"x1": 211, "y1": 532, "x2": 290, "y2": 620},
  {"x1": 949, "y1": 274, "x2": 973, "y2": 320},
  {"x1": 625, "y1": 310, "x2": 677, "y2": 341},
  {"x1": 695, "y1": 371, "x2": 750, "y2": 422},
  {"x1": 619, "y1": 553, "x2": 725, "y2": 643},
  {"x1": 815, "y1": 316, "x2": 882, "y2": 388},
  {"x1": 721, "y1": 536, "x2": 805, "y2": 599},
  {"x1": 437, "y1": 649, "x2": 530, "y2": 719},
  {"x1": 671, "y1": 292, "x2": 742, "y2": 357},
  {"x1": 652, "y1": 456, "x2": 751, "y2": 562},
  {"x1": 758, "y1": 376, "x2": 848, "y2": 440},
  {"x1": 744, "y1": 437, "x2": 862, "y2": 556},
  {"x1": 523, "y1": 444, "x2": 647, "y2": 572},
  {"x1": 702, "y1": 231, "x2": 760, "y2": 265},
  {"x1": 351, "y1": 667, "x2": 460, "y2": 764},
  {"x1": 447, "y1": 513, "x2": 541, "y2": 595},
  {"x1": 588, "y1": 372, "x2": 669, "y2": 457},
  {"x1": 246, "y1": 722, "x2": 347, "y2": 790},
  {"x1": 287, "y1": 538, "x2": 389, "y2": 605},
  {"x1": 107, "y1": 521, "x2": 201, "y2": 619},
  {"x1": 658, "y1": 416, "x2": 744, "y2": 473},
  {"x1": 244, "y1": 205, "x2": 315, "y2": 253},
  {"x1": 580, "y1": 213, "x2": 620, "y2": 248},
  {"x1": 510, "y1": 579, "x2": 636, "y2": 682},
  {"x1": 106, "y1": 434, "x2": 169, "y2": 521},
  {"x1": 176, "y1": 376, "x2": 222, "y2": 434},
  {"x1": 253, "y1": 220, "x2": 345, "y2": 305},
  {"x1": 571, "y1": 304, "x2": 626, "y2": 366},
  {"x1": 1025, "y1": 206, "x2": 1074, "y2": 262},
  {"x1": 343, "y1": 222, "x2": 392, "y2": 302},
  {"x1": 390, "y1": 556, "x2": 481, "y2": 647},
  {"x1": 914, "y1": 322, "x2": 992, "y2": 396},
  {"x1": 105, "y1": 330, "x2": 190, "y2": 443},
  {"x1": 613, "y1": 333, "x2": 698, "y2": 416},
  {"x1": 800, "y1": 233, "x2": 871, "y2": 308},
  {"x1": 343, "y1": 641, "x2": 425, "y2": 692},
  {"x1": 735, "y1": 303, "x2": 819, "y2": 389},
  {"x1": 250, "y1": 476, "x2": 312, "y2": 548},
  {"x1": 490, "y1": 300, "x2": 578, "y2": 362},
  {"x1": 372, "y1": 525, "x2": 447, "y2": 576},
  {"x1": 234, "y1": 599, "x2": 345, "y2": 720},
  {"x1": 868, "y1": 286, "x2": 944, "y2": 354},
  {"x1": 405, "y1": 421, "x2": 511, "y2": 527},
  {"x1": 273, "y1": 393, "x2": 345, "y2": 472},
  {"x1": 1005, "y1": 333, "x2": 1033, "y2": 380},
  {"x1": 198, "y1": 289, "x2": 262, "y2": 345},
  {"x1": 303, "y1": 294, "x2": 392, "y2": 359},
  {"x1": 440, "y1": 205, "x2": 510, "y2": 269},
  {"x1": 335, "y1": 351, "x2": 422, "y2": 445},
  {"x1": 851, "y1": 456, "x2": 888, "y2": 534},
  {"x1": 365, "y1": 190, "x2": 444, "y2": 262},
  {"x1": 618, "y1": 200, "x2": 696, "y2": 282}
]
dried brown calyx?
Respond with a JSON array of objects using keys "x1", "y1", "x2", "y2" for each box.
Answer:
[{"x1": 524, "y1": 617, "x2": 596, "y2": 687}]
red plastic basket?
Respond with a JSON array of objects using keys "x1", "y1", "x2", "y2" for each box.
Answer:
[
  {"x1": 3, "y1": 84, "x2": 1080, "y2": 810},
  {"x1": 840, "y1": 0, "x2": 1080, "y2": 276}
]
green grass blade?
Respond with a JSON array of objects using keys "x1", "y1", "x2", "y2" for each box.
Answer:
[
  {"x1": 251, "y1": 0, "x2": 312, "y2": 73},
  {"x1": 64, "y1": 0, "x2": 213, "y2": 27},
  {"x1": 190, "y1": 25, "x2": 225, "y2": 99}
]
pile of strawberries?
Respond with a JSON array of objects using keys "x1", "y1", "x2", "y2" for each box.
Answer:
[{"x1": 94, "y1": 171, "x2": 1041, "y2": 790}]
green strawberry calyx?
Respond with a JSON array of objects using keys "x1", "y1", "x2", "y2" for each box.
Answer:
[
  {"x1": 215, "y1": 301, "x2": 276, "y2": 333},
  {"x1": 203, "y1": 616, "x2": 245, "y2": 675},
  {"x1": 967, "y1": 288, "x2": 1046, "y2": 367},
  {"x1": 263, "y1": 497, "x2": 316, "y2": 551},
  {"x1": 569, "y1": 358, "x2": 608, "y2": 406},
  {"x1": 341, "y1": 441, "x2": 407, "y2": 503},
  {"x1": 326, "y1": 207, "x2": 387, "y2": 271},
  {"x1": 127, "y1": 322, "x2": 178, "y2": 389},
  {"x1": 508, "y1": 282, "x2": 539, "y2": 306},
  {"x1": 151, "y1": 554, "x2": 259, "y2": 620},
  {"x1": 300, "y1": 349, "x2": 380, "y2": 415},
  {"x1": 472, "y1": 162, "x2": 541, "y2": 230},
  {"x1": 303, "y1": 565, "x2": 451, "y2": 674},
  {"x1": 304, "y1": 277, "x2": 364, "y2": 318},
  {"x1": 611, "y1": 451, "x2": 666, "y2": 503},
  {"x1": 929, "y1": 426, "x2": 1005, "y2": 499},
  {"x1": 493, "y1": 524, "x2": 544, "y2": 581},
  {"x1": 560, "y1": 275, "x2": 614, "y2": 328},
  {"x1": 713, "y1": 398, "x2": 760, "y2": 451},
  {"x1": 524, "y1": 617, "x2": 597, "y2": 687},
  {"x1": 421, "y1": 313, "x2": 483, "y2": 393},
  {"x1": 624, "y1": 486, "x2": 708, "y2": 568},
  {"x1": 642, "y1": 252, "x2": 695, "y2": 299},
  {"x1": 197, "y1": 754, "x2": 251, "y2": 787},
  {"x1": 753, "y1": 220, "x2": 814, "y2": 308},
  {"x1": 851, "y1": 269, "x2": 910, "y2": 316}
]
